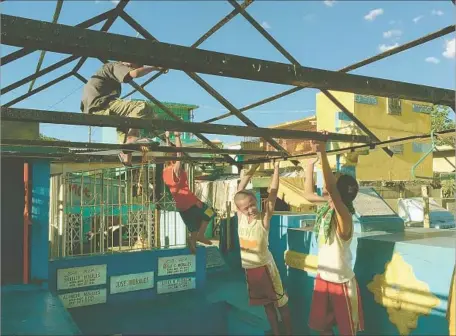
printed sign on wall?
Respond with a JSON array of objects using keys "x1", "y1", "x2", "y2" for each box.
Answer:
[
  {"x1": 157, "y1": 277, "x2": 196, "y2": 294},
  {"x1": 158, "y1": 255, "x2": 196, "y2": 276},
  {"x1": 57, "y1": 264, "x2": 107, "y2": 290},
  {"x1": 59, "y1": 289, "x2": 107, "y2": 309},
  {"x1": 110, "y1": 271, "x2": 155, "y2": 294}
]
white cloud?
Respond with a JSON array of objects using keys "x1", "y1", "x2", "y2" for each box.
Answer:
[
  {"x1": 383, "y1": 29, "x2": 402, "y2": 39},
  {"x1": 443, "y1": 38, "x2": 455, "y2": 59},
  {"x1": 364, "y1": 8, "x2": 384, "y2": 21},
  {"x1": 323, "y1": 0, "x2": 336, "y2": 7},
  {"x1": 431, "y1": 9, "x2": 444, "y2": 16},
  {"x1": 413, "y1": 15, "x2": 423, "y2": 23},
  {"x1": 425, "y1": 57, "x2": 440, "y2": 64},
  {"x1": 111, "y1": 0, "x2": 120, "y2": 3},
  {"x1": 378, "y1": 43, "x2": 399, "y2": 52},
  {"x1": 261, "y1": 21, "x2": 271, "y2": 30}
]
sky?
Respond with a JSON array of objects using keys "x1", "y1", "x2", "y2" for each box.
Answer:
[{"x1": 1, "y1": 0, "x2": 455, "y2": 145}]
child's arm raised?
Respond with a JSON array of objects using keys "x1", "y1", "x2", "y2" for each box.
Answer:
[
  {"x1": 314, "y1": 135, "x2": 353, "y2": 240},
  {"x1": 237, "y1": 163, "x2": 260, "y2": 192},
  {"x1": 302, "y1": 156, "x2": 327, "y2": 203},
  {"x1": 173, "y1": 132, "x2": 183, "y2": 178},
  {"x1": 263, "y1": 160, "x2": 280, "y2": 230}
]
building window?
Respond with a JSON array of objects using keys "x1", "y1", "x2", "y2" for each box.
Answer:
[
  {"x1": 388, "y1": 136, "x2": 404, "y2": 154},
  {"x1": 413, "y1": 142, "x2": 432, "y2": 153},
  {"x1": 387, "y1": 98, "x2": 402, "y2": 115}
]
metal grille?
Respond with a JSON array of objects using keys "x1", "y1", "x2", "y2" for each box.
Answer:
[{"x1": 49, "y1": 164, "x2": 162, "y2": 258}]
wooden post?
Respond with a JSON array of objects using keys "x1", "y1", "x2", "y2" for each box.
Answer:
[{"x1": 422, "y1": 185, "x2": 430, "y2": 228}]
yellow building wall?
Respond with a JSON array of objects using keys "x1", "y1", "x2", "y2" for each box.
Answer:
[{"x1": 315, "y1": 92, "x2": 433, "y2": 181}]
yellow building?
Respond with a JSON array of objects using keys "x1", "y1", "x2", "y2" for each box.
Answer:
[{"x1": 316, "y1": 91, "x2": 433, "y2": 181}]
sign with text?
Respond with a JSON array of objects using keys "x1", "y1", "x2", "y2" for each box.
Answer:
[
  {"x1": 57, "y1": 264, "x2": 107, "y2": 290},
  {"x1": 110, "y1": 271, "x2": 154, "y2": 294},
  {"x1": 412, "y1": 104, "x2": 432, "y2": 114},
  {"x1": 158, "y1": 255, "x2": 196, "y2": 276},
  {"x1": 355, "y1": 94, "x2": 378, "y2": 105},
  {"x1": 59, "y1": 289, "x2": 107, "y2": 309},
  {"x1": 157, "y1": 277, "x2": 196, "y2": 294}
]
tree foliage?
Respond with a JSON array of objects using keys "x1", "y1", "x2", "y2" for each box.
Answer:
[
  {"x1": 39, "y1": 133, "x2": 59, "y2": 141},
  {"x1": 431, "y1": 105, "x2": 455, "y2": 146}
]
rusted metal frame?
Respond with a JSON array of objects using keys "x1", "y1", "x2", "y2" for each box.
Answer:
[
  {"x1": 0, "y1": 152, "x2": 227, "y2": 164},
  {"x1": 322, "y1": 90, "x2": 394, "y2": 157},
  {"x1": 230, "y1": 0, "x2": 392, "y2": 157},
  {"x1": 1, "y1": 55, "x2": 79, "y2": 95},
  {"x1": 0, "y1": 8, "x2": 116, "y2": 66},
  {"x1": 121, "y1": 0, "x2": 254, "y2": 99},
  {"x1": 0, "y1": 107, "x2": 371, "y2": 143},
  {"x1": 228, "y1": 0, "x2": 299, "y2": 65},
  {"x1": 203, "y1": 25, "x2": 456, "y2": 123},
  {"x1": 2, "y1": 15, "x2": 452, "y2": 106},
  {"x1": 120, "y1": 14, "x2": 289, "y2": 156},
  {"x1": 3, "y1": 72, "x2": 74, "y2": 108},
  {"x1": 0, "y1": 138, "x2": 281, "y2": 156},
  {"x1": 71, "y1": 0, "x2": 130, "y2": 74},
  {"x1": 73, "y1": 72, "x2": 192, "y2": 159},
  {"x1": 241, "y1": 129, "x2": 456, "y2": 165},
  {"x1": 28, "y1": 0, "x2": 64, "y2": 92}
]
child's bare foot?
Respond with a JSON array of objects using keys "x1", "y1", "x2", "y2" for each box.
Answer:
[{"x1": 197, "y1": 236, "x2": 213, "y2": 245}]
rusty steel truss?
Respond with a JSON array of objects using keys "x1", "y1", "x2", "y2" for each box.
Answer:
[{"x1": 1, "y1": 0, "x2": 455, "y2": 166}]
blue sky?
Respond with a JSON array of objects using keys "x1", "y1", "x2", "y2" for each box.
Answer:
[{"x1": 1, "y1": 0, "x2": 455, "y2": 145}]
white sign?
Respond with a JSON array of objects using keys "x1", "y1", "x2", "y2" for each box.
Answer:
[
  {"x1": 57, "y1": 264, "x2": 107, "y2": 290},
  {"x1": 110, "y1": 271, "x2": 154, "y2": 294},
  {"x1": 158, "y1": 255, "x2": 196, "y2": 276},
  {"x1": 157, "y1": 277, "x2": 196, "y2": 294},
  {"x1": 59, "y1": 289, "x2": 107, "y2": 309}
]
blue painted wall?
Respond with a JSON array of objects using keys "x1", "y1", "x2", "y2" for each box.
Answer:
[
  {"x1": 287, "y1": 228, "x2": 455, "y2": 335},
  {"x1": 49, "y1": 247, "x2": 207, "y2": 305},
  {"x1": 30, "y1": 160, "x2": 51, "y2": 285}
]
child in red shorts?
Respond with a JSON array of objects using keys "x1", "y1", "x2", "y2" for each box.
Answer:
[
  {"x1": 163, "y1": 131, "x2": 215, "y2": 254},
  {"x1": 234, "y1": 161, "x2": 292, "y2": 336},
  {"x1": 303, "y1": 133, "x2": 364, "y2": 336}
]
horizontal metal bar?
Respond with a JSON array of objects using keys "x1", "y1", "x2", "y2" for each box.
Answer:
[
  {"x1": 203, "y1": 25, "x2": 456, "y2": 124},
  {"x1": 0, "y1": 9, "x2": 115, "y2": 66},
  {"x1": 1, "y1": 107, "x2": 371, "y2": 143},
  {"x1": 0, "y1": 151, "x2": 227, "y2": 164},
  {"x1": 0, "y1": 138, "x2": 281, "y2": 156},
  {"x1": 242, "y1": 129, "x2": 456, "y2": 164},
  {"x1": 1, "y1": 14, "x2": 453, "y2": 105},
  {"x1": 3, "y1": 72, "x2": 73, "y2": 107}
]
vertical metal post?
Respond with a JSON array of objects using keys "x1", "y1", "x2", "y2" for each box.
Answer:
[
  {"x1": 226, "y1": 201, "x2": 231, "y2": 250},
  {"x1": 80, "y1": 173, "x2": 84, "y2": 255}
]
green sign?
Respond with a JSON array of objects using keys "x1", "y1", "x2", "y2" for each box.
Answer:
[
  {"x1": 355, "y1": 94, "x2": 378, "y2": 105},
  {"x1": 412, "y1": 104, "x2": 432, "y2": 114}
]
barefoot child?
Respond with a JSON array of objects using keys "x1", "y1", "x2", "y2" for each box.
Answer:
[
  {"x1": 302, "y1": 134, "x2": 364, "y2": 336},
  {"x1": 163, "y1": 131, "x2": 215, "y2": 254},
  {"x1": 234, "y1": 161, "x2": 292, "y2": 336}
]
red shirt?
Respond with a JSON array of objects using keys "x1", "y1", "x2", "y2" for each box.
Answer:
[{"x1": 163, "y1": 165, "x2": 200, "y2": 211}]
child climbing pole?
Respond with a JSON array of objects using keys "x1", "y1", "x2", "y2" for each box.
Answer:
[
  {"x1": 162, "y1": 131, "x2": 215, "y2": 254},
  {"x1": 80, "y1": 61, "x2": 168, "y2": 166},
  {"x1": 234, "y1": 161, "x2": 292, "y2": 336},
  {"x1": 302, "y1": 131, "x2": 364, "y2": 336}
]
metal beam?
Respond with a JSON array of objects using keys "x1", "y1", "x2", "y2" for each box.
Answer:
[
  {"x1": 119, "y1": 12, "x2": 291, "y2": 157},
  {"x1": 0, "y1": 8, "x2": 115, "y2": 66},
  {"x1": 3, "y1": 72, "x2": 73, "y2": 107},
  {"x1": 0, "y1": 138, "x2": 280, "y2": 156},
  {"x1": 2, "y1": 14, "x2": 453, "y2": 106},
  {"x1": 242, "y1": 129, "x2": 456, "y2": 165},
  {"x1": 71, "y1": 0, "x2": 129, "y2": 74},
  {"x1": 322, "y1": 90, "x2": 394, "y2": 157},
  {"x1": 1, "y1": 107, "x2": 372, "y2": 143},
  {"x1": 121, "y1": 0, "x2": 254, "y2": 99},
  {"x1": 203, "y1": 25, "x2": 456, "y2": 123}
]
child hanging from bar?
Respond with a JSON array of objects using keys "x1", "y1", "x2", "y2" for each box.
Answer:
[
  {"x1": 302, "y1": 131, "x2": 364, "y2": 336},
  {"x1": 163, "y1": 131, "x2": 215, "y2": 254},
  {"x1": 81, "y1": 61, "x2": 168, "y2": 166},
  {"x1": 234, "y1": 160, "x2": 292, "y2": 336}
]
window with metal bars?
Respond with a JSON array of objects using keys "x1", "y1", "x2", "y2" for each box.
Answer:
[{"x1": 387, "y1": 97, "x2": 402, "y2": 115}]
